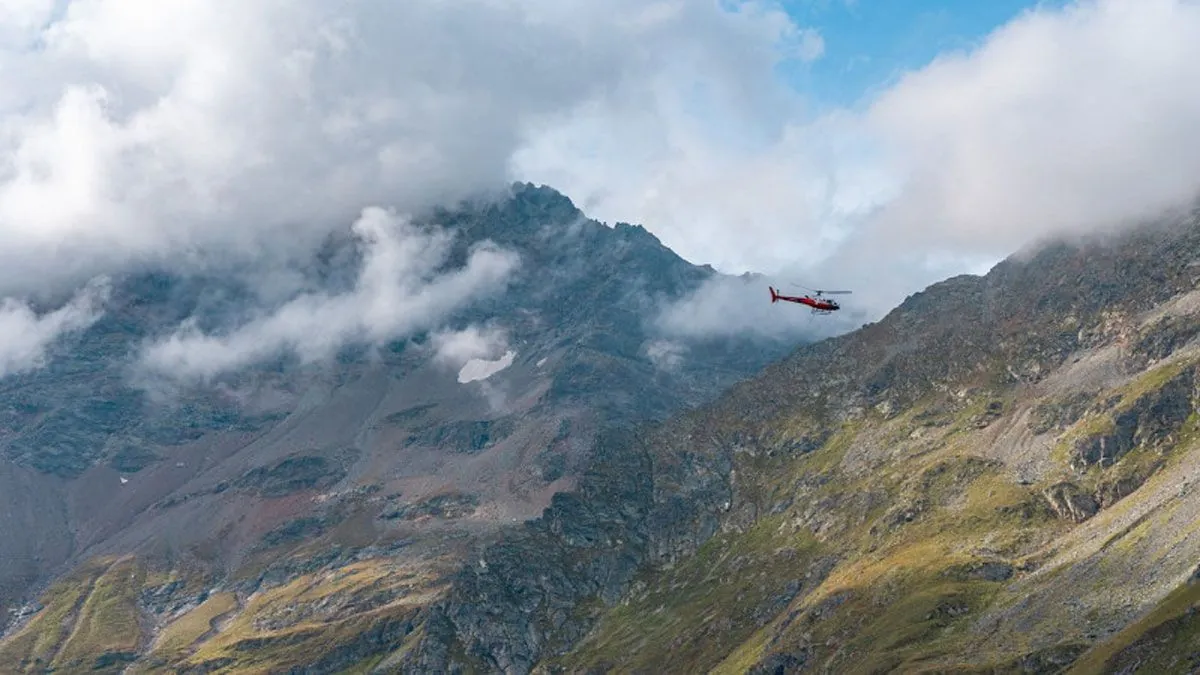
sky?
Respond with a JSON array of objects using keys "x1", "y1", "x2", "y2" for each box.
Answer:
[
  {"x1": 1, "y1": 0, "x2": 1199, "y2": 383},
  {"x1": 780, "y1": 0, "x2": 1071, "y2": 110}
]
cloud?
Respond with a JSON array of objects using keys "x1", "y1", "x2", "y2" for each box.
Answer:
[
  {"x1": 520, "y1": 0, "x2": 1200, "y2": 332},
  {"x1": 0, "y1": 0, "x2": 546, "y2": 295},
  {"x1": 644, "y1": 338, "x2": 686, "y2": 371},
  {"x1": 0, "y1": 0, "x2": 816, "y2": 297},
  {"x1": 0, "y1": 276, "x2": 110, "y2": 378},
  {"x1": 136, "y1": 207, "x2": 519, "y2": 383},
  {"x1": 793, "y1": 28, "x2": 826, "y2": 62},
  {"x1": 430, "y1": 323, "x2": 511, "y2": 369},
  {"x1": 0, "y1": 0, "x2": 826, "y2": 379},
  {"x1": 6, "y1": 0, "x2": 1198, "y2": 372},
  {"x1": 861, "y1": 0, "x2": 1200, "y2": 256}
]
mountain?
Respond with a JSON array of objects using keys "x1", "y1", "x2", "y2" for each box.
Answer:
[
  {"x1": 395, "y1": 206, "x2": 1200, "y2": 673},
  {"x1": 0, "y1": 183, "x2": 801, "y2": 673},
  {"x1": 8, "y1": 182, "x2": 1199, "y2": 675}
]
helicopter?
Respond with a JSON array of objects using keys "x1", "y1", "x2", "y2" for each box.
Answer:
[{"x1": 768, "y1": 284, "x2": 851, "y2": 314}]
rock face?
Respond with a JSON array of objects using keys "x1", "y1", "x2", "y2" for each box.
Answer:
[
  {"x1": 403, "y1": 422, "x2": 735, "y2": 673},
  {"x1": 0, "y1": 184, "x2": 800, "y2": 670},
  {"x1": 1069, "y1": 366, "x2": 1195, "y2": 472}
]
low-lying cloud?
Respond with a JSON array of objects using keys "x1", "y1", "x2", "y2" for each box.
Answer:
[
  {"x1": 0, "y1": 0, "x2": 814, "y2": 297},
  {"x1": 861, "y1": 0, "x2": 1200, "y2": 257},
  {"x1": 137, "y1": 207, "x2": 519, "y2": 383},
  {"x1": 0, "y1": 276, "x2": 110, "y2": 379}
]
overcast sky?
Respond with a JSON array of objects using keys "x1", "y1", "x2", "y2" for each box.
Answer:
[{"x1": 1, "y1": 0, "x2": 1199, "y2": 380}]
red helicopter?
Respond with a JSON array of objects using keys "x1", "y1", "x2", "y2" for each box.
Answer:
[{"x1": 769, "y1": 285, "x2": 851, "y2": 314}]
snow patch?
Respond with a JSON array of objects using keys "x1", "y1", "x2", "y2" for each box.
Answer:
[{"x1": 458, "y1": 350, "x2": 516, "y2": 383}]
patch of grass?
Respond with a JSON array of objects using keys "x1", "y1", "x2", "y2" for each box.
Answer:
[
  {"x1": 563, "y1": 430, "x2": 1063, "y2": 673},
  {"x1": 731, "y1": 419, "x2": 863, "y2": 517},
  {"x1": 142, "y1": 591, "x2": 238, "y2": 664},
  {"x1": 1110, "y1": 356, "x2": 1198, "y2": 413},
  {"x1": 828, "y1": 578, "x2": 1007, "y2": 672},
  {"x1": 0, "y1": 558, "x2": 110, "y2": 672},
  {"x1": 709, "y1": 623, "x2": 777, "y2": 675},
  {"x1": 51, "y1": 556, "x2": 146, "y2": 672},
  {"x1": 945, "y1": 396, "x2": 1010, "y2": 435},
  {"x1": 1049, "y1": 413, "x2": 1117, "y2": 470},
  {"x1": 562, "y1": 418, "x2": 1074, "y2": 674},
  {"x1": 726, "y1": 535, "x2": 1014, "y2": 675},
  {"x1": 335, "y1": 653, "x2": 386, "y2": 674},
  {"x1": 181, "y1": 557, "x2": 445, "y2": 672},
  {"x1": 1043, "y1": 359, "x2": 1196, "y2": 478}
]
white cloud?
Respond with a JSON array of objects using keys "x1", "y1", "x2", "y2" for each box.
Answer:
[
  {"x1": 137, "y1": 207, "x2": 519, "y2": 383},
  {"x1": 0, "y1": 0, "x2": 823, "y2": 379},
  {"x1": 0, "y1": 0, "x2": 816, "y2": 297},
  {"x1": 431, "y1": 323, "x2": 511, "y2": 369},
  {"x1": 0, "y1": 0, "x2": 544, "y2": 294},
  {"x1": 4, "y1": 0, "x2": 1198, "y2": 371},
  {"x1": 0, "y1": 0, "x2": 57, "y2": 46},
  {"x1": 644, "y1": 338, "x2": 686, "y2": 370},
  {"x1": 792, "y1": 28, "x2": 826, "y2": 62},
  {"x1": 861, "y1": 0, "x2": 1200, "y2": 257},
  {"x1": 519, "y1": 0, "x2": 1200, "y2": 333},
  {"x1": 0, "y1": 275, "x2": 109, "y2": 378}
]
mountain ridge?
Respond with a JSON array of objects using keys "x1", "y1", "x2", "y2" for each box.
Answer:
[
  {"x1": 395, "y1": 205, "x2": 1200, "y2": 673},
  {"x1": 8, "y1": 186, "x2": 1200, "y2": 673},
  {"x1": 0, "y1": 182, "x2": 806, "y2": 673}
]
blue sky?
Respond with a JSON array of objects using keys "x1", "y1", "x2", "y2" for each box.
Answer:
[{"x1": 779, "y1": 0, "x2": 1071, "y2": 110}]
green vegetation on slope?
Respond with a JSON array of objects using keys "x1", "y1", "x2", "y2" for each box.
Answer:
[
  {"x1": 0, "y1": 553, "x2": 453, "y2": 674},
  {"x1": 0, "y1": 556, "x2": 144, "y2": 674},
  {"x1": 549, "y1": 515, "x2": 827, "y2": 674},
  {"x1": 556, "y1": 340, "x2": 1200, "y2": 673}
]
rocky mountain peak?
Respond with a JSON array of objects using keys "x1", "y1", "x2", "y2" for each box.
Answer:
[
  {"x1": 0, "y1": 184, "x2": 806, "y2": 671},
  {"x1": 15, "y1": 187, "x2": 1195, "y2": 674}
]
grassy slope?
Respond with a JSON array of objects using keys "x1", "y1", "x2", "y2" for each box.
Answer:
[
  {"x1": 0, "y1": 552, "x2": 451, "y2": 674},
  {"x1": 551, "y1": 308, "x2": 1200, "y2": 673},
  {"x1": 0, "y1": 556, "x2": 145, "y2": 674}
]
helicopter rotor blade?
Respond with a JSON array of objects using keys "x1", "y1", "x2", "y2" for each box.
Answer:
[{"x1": 787, "y1": 283, "x2": 852, "y2": 296}]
